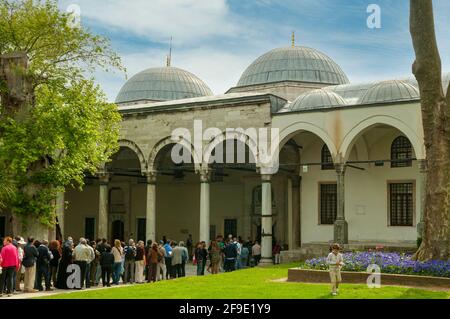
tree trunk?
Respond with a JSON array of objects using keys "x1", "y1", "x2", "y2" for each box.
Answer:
[{"x1": 410, "y1": 0, "x2": 450, "y2": 260}]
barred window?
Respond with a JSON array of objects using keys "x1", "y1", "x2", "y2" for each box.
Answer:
[
  {"x1": 321, "y1": 144, "x2": 334, "y2": 170},
  {"x1": 319, "y1": 183, "x2": 337, "y2": 224},
  {"x1": 389, "y1": 183, "x2": 414, "y2": 226},
  {"x1": 391, "y1": 136, "x2": 412, "y2": 167}
]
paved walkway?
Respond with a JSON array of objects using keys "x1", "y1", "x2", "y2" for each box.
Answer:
[{"x1": 4, "y1": 263, "x2": 212, "y2": 299}]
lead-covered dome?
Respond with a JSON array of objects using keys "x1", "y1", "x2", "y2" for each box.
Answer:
[
  {"x1": 115, "y1": 66, "x2": 213, "y2": 104},
  {"x1": 359, "y1": 80, "x2": 419, "y2": 105},
  {"x1": 281, "y1": 89, "x2": 346, "y2": 112},
  {"x1": 236, "y1": 46, "x2": 349, "y2": 87}
]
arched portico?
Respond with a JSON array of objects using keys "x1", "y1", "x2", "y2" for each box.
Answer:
[
  {"x1": 339, "y1": 115, "x2": 425, "y2": 163},
  {"x1": 118, "y1": 139, "x2": 147, "y2": 174},
  {"x1": 277, "y1": 122, "x2": 339, "y2": 164},
  {"x1": 148, "y1": 136, "x2": 201, "y2": 173}
]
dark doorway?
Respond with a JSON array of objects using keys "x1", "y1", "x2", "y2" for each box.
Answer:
[
  {"x1": 0, "y1": 216, "x2": 5, "y2": 237},
  {"x1": 84, "y1": 218, "x2": 95, "y2": 241},
  {"x1": 112, "y1": 220, "x2": 124, "y2": 242},
  {"x1": 224, "y1": 219, "x2": 237, "y2": 238},
  {"x1": 137, "y1": 218, "x2": 146, "y2": 242}
]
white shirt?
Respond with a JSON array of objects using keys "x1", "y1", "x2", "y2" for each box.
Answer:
[{"x1": 326, "y1": 252, "x2": 344, "y2": 269}]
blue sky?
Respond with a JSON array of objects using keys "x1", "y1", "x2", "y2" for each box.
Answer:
[{"x1": 58, "y1": 0, "x2": 450, "y2": 102}]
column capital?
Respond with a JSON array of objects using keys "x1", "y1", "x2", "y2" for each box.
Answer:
[
  {"x1": 261, "y1": 174, "x2": 272, "y2": 183},
  {"x1": 97, "y1": 171, "x2": 110, "y2": 185},
  {"x1": 145, "y1": 171, "x2": 157, "y2": 184},
  {"x1": 199, "y1": 169, "x2": 211, "y2": 183},
  {"x1": 335, "y1": 163, "x2": 346, "y2": 175}
]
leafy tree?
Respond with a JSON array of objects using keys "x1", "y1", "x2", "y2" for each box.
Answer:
[
  {"x1": 410, "y1": 0, "x2": 450, "y2": 260},
  {"x1": 0, "y1": 0, "x2": 124, "y2": 230}
]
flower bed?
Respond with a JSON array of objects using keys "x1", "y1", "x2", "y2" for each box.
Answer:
[{"x1": 302, "y1": 252, "x2": 450, "y2": 278}]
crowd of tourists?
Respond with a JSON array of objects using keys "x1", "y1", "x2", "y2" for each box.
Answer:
[{"x1": 0, "y1": 233, "x2": 282, "y2": 297}]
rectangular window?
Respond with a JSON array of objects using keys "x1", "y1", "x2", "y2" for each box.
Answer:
[
  {"x1": 319, "y1": 183, "x2": 337, "y2": 224},
  {"x1": 84, "y1": 218, "x2": 95, "y2": 241},
  {"x1": 137, "y1": 218, "x2": 146, "y2": 242},
  {"x1": 224, "y1": 219, "x2": 237, "y2": 238},
  {"x1": 0, "y1": 216, "x2": 5, "y2": 237},
  {"x1": 389, "y1": 182, "x2": 414, "y2": 226}
]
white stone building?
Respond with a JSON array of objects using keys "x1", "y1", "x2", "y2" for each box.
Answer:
[{"x1": 3, "y1": 43, "x2": 448, "y2": 262}]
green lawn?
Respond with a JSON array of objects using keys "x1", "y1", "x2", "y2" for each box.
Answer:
[{"x1": 40, "y1": 263, "x2": 450, "y2": 299}]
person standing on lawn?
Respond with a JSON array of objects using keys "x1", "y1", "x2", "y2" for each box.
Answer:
[
  {"x1": 100, "y1": 244, "x2": 114, "y2": 287},
  {"x1": 123, "y1": 239, "x2": 136, "y2": 284},
  {"x1": 178, "y1": 241, "x2": 189, "y2": 277},
  {"x1": 251, "y1": 241, "x2": 261, "y2": 266},
  {"x1": 186, "y1": 234, "x2": 193, "y2": 261},
  {"x1": 36, "y1": 240, "x2": 53, "y2": 291},
  {"x1": 326, "y1": 243, "x2": 344, "y2": 296},
  {"x1": 156, "y1": 241, "x2": 166, "y2": 281},
  {"x1": 22, "y1": 237, "x2": 39, "y2": 293},
  {"x1": 134, "y1": 240, "x2": 145, "y2": 283},
  {"x1": 194, "y1": 241, "x2": 208, "y2": 275},
  {"x1": 272, "y1": 241, "x2": 282, "y2": 265},
  {"x1": 0, "y1": 237, "x2": 20, "y2": 297},
  {"x1": 111, "y1": 240, "x2": 123, "y2": 285}
]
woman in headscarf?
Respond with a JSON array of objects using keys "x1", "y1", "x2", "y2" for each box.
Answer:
[
  {"x1": 49, "y1": 240, "x2": 62, "y2": 287},
  {"x1": 55, "y1": 238, "x2": 73, "y2": 289}
]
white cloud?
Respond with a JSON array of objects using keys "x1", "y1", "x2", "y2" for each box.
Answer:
[{"x1": 60, "y1": 0, "x2": 239, "y2": 45}]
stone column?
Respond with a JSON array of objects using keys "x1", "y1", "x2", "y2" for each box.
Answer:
[
  {"x1": 199, "y1": 169, "x2": 211, "y2": 244},
  {"x1": 287, "y1": 177, "x2": 293, "y2": 250},
  {"x1": 98, "y1": 172, "x2": 109, "y2": 240},
  {"x1": 334, "y1": 164, "x2": 348, "y2": 244},
  {"x1": 146, "y1": 171, "x2": 157, "y2": 242},
  {"x1": 260, "y1": 174, "x2": 273, "y2": 265},
  {"x1": 417, "y1": 160, "x2": 427, "y2": 238}
]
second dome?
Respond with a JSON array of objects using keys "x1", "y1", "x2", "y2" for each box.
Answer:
[{"x1": 236, "y1": 46, "x2": 349, "y2": 87}]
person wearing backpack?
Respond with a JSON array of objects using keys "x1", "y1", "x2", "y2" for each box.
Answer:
[
  {"x1": 22, "y1": 237, "x2": 39, "y2": 293},
  {"x1": 100, "y1": 244, "x2": 114, "y2": 287},
  {"x1": 123, "y1": 239, "x2": 136, "y2": 284},
  {"x1": 148, "y1": 243, "x2": 162, "y2": 282}
]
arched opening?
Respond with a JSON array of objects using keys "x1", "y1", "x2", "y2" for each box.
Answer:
[
  {"x1": 64, "y1": 145, "x2": 144, "y2": 241},
  {"x1": 106, "y1": 146, "x2": 143, "y2": 242},
  {"x1": 343, "y1": 124, "x2": 419, "y2": 243},
  {"x1": 153, "y1": 143, "x2": 197, "y2": 242},
  {"x1": 207, "y1": 138, "x2": 259, "y2": 242}
]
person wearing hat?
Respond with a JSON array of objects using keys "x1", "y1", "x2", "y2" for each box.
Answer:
[{"x1": 326, "y1": 243, "x2": 345, "y2": 296}]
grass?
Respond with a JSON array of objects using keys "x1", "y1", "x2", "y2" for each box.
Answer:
[{"x1": 40, "y1": 263, "x2": 450, "y2": 299}]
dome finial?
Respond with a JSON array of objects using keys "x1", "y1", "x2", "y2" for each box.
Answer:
[
  {"x1": 166, "y1": 36, "x2": 173, "y2": 67},
  {"x1": 291, "y1": 31, "x2": 295, "y2": 47}
]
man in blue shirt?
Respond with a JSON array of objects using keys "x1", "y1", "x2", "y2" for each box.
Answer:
[{"x1": 163, "y1": 240, "x2": 173, "y2": 279}]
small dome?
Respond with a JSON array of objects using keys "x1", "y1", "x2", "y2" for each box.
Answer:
[
  {"x1": 359, "y1": 80, "x2": 419, "y2": 105},
  {"x1": 285, "y1": 89, "x2": 346, "y2": 112},
  {"x1": 116, "y1": 66, "x2": 213, "y2": 104},
  {"x1": 237, "y1": 46, "x2": 349, "y2": 87}
]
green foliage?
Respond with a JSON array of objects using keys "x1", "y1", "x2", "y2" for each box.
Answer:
[{"x1": 0, "y1": 0, "x2": 124, "y2": 226}]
